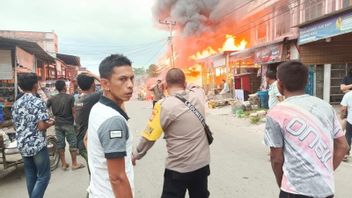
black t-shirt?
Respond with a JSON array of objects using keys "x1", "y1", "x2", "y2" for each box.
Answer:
[
  {"x1": 342, "y1": 76, "x2": 352, "y2": 85},
  {"x1": 47, "y1": 93, "x2": 75, "y2": 126},
  {"x1": 74, "y1": 91, "x2": 102, "y2": 144}
]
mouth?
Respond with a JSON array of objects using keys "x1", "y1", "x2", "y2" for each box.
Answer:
[{"x1": 125, "y1": 92, "x2": 133, "y2": 97}]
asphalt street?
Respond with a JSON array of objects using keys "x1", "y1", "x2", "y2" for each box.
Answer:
[{"x1": 0, "y1": 100, "x2": 351, "y2": 198}]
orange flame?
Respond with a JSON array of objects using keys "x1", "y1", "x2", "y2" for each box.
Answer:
[
  {"x1": 190, "y1": 47, "x2": 217, "y2": 60},
  {"x1": 221, "y1": 34, "x2": 247, "y2": 52},
  {"x1": 190, "y1": 34, "x2": 247, "y2": 60}
]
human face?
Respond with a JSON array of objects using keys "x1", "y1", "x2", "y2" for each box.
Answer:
[{"x1": 101, "y1": 66, "x2": 134, "y2": 105}]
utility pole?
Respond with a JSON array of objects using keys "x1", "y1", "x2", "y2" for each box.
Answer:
[{"x1": 159, "y1": 19, "x2": 176, "y2": 68}]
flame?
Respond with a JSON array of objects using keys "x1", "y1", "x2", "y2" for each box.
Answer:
[
  {"x1": 190, "y1": 34, "x2": 247, "y2": 61},
  {"x1": 221, "y1": 34, "x2": 247, "y2": 52},
  {"x1": 190, "y1": 47, "x2": 217, "y2": 60}
]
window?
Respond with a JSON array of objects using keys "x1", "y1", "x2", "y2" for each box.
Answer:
[
  {"x1": 304, "y1": 0, "x2": 324, "y2": 22},
  {"x1": 276, "y1": 11, "x2": 291, "y2": 37},
  {"x1": 343, "y1": 0, "x2": 352, "y2": 7},
  {"x1": 256, "y1": 22, "x2": 267, "y2": 43}
]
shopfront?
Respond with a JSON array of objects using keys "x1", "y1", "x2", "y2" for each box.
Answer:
[{"x1": 298, "y1": 8, "x2": 352, "y2": 104}]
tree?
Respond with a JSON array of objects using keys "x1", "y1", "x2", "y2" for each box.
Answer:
[
  {"x1": 146, "y1": 64, "x2": 159, "y2": 77},
  {"x1": 133, "y1": 67, "x2": 146, "y2": 76}
]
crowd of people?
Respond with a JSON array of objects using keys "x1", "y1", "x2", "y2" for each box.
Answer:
[{"x1": 8, "y1": 54, "x2": 351, "y2": 198}]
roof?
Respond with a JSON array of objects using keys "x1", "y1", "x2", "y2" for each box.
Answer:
[
  {"x1": 0, "y1": 36, "x2": 55, "y2": 63},
  {"x1": 57, "y1": 53, "x2": 81, "y2": 66}
]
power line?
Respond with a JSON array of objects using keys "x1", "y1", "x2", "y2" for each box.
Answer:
[
  {"x1": 218, "y1": 0, "x2": 257, "y2": 20},
  {"x1": 60, "y1": 38, "x2": 167, "y2": 48},
  {"x1": 144, "y1": 41, "x2": 169, "y2": 66}
]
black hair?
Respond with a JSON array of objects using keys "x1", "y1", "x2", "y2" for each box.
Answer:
[
  {"x1": 277, "y1": 61, "x2": 308, "y2": 92},
  {"x1": 76, "y1": 74, "x2": 95, "y2": 91},
  {"x1": 99, "y1": 54, "x2": 132, "y2": 79},
  {"x1": 18, "y1": 73, "x2": 38, "y2": 91},
  {"x1": 55, "y1": 80, "x2": 66, "y2": 92},
  {"x1": 266, "y1": 70, "x2": 277, "y2": 80},
  {"x1": 166, "y1": 68, "x2": 185, "y2": 86}
]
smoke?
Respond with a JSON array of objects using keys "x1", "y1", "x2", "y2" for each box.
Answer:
[{"x1": 153, "y1": 0, "x2": 221, "y2": 36}]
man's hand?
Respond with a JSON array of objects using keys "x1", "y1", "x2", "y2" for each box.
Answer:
[
  {"x1": 80, "y1": 71, "x2": 100, "y2": 81},
  {"x1": 131, "y1": 154, "x2": 137, "y2": 166}
]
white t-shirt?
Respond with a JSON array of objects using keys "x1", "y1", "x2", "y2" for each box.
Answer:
[
  {"x1": 265, "y1": 95, "x2": 344, "y2": 197},
  {"x1": 341, "y1": 91, "x2": 352, "y2": 124},
  {"x1": 268, "y1": 81, "x2": 281, "y2": 109},
  {"x1": 87, "y1": 97, "x2": 134, "y2": 198}
]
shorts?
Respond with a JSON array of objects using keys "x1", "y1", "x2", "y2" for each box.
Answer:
[{"x1": 55, "y1": 125, "x2": 78, "y2": 152}]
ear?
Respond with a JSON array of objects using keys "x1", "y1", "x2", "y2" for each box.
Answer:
[
  {"x1": 100, "y1": 78, "x2": 110, "y2": 91},
  {"x1": 277, "y1": 79, "x2": 284, "y2": 95}
]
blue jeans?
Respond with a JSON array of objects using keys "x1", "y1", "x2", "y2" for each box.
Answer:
[{"x1": 22, "y1": 146, "x2": 51, "y2": 198}]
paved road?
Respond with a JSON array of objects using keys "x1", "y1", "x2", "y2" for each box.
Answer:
[{"x1": 0, "y1": 100, "x2": 351, "y2": 198}]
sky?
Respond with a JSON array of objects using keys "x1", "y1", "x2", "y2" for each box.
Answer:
[{"x1": 0, "y1": 0, "x2": 169, "y2": 73}]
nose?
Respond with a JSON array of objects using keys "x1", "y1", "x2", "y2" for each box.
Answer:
[{"x1": 127, "y1": 78, "x2": 134, "y2": 89}]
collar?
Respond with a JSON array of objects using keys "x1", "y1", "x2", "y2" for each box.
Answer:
[
  {"x1": 99, "y1": 96, "x2": 129, "y2": 120},
  {"x1": 169, "y1": 89, "x2": 186, "y2": 96}
]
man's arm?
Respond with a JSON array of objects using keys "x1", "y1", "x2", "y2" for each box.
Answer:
[
  {"x1": 37, "y1": 119, "x2": 55, "y2": 131},
  {"x1": 333, "y1": 136, "x2": 349, "y2": 170},
  {"x1": 340, "y1": 84, "x2": 352, "y2": 93},
  {"x1": 133, "y1": 102, "x2": 164, "y2": 165},
  {"x1": 107, "y1": 158, "x2": 133, "y2": 198},
  {"x1": 132, "y1": 137, "x2": 155, "y2": 165},
  {"x1": 83, "y1": 133, "x2": 88, "y2": 149},
  {"x1": 270, "y1": 147, "x2": 284, "y2": 187},
  {"x1": 340, "y1": 105, "x2": 347, "y2": 119}
]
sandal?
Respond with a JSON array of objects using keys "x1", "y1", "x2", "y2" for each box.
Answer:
[
  {"x1": 343, "y1": 155, "x2": 349, "y2": 162},
  {"x1": 72, "y1": 163, "x2": 85, "y2": 170},
  {"x1": 62, "y1": 163, "x2": 69, "y2": 171}
]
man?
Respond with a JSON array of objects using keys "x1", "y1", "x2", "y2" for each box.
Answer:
[
  {"x1": 219, "y1": 79, "x2": 229, "y2": 94},
  {"x1": 47, "y1": 80, "x2": 84, "y2": 170},
  {"x1": 12, "y1": 73, "x2": 54, "y2": 198},
  {"x1": 149, "y1": 79, "x2": 164, "y2": 107},
  {"x1": 340, "y1": 91, "x2": 352, "y2": 161},
  {"x1": 340, "y1": 68, "x2": 352, "y2": 93},
  {"x1": 266, "y1": 70, "x2": 283, "y2": 109},
  {"x1": 87, "y1": 54, "x2": 134, "y2": 198},
  {"x1": 133, "y1": 68, "x2": 210, "y2": 198},
  {"x1": 264, "y1": 61, "x2": 349, "y2": 198},
  {"x1": 74, "y1": 72, "x2": 102, "y2": 166}
]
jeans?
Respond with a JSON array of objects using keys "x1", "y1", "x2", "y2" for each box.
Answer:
[
  {"x1": 161, "y1": 165, "x2": 210, "y2": 198},
  {"x1": 22, "y1": 146, "x2": 51, "y2": 198}
]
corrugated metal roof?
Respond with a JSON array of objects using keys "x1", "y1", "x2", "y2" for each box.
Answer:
[{"x1": 0, "y1": 36, "x2": 55, "y2": 63}]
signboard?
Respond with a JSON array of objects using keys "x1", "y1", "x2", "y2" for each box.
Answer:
[
  {"x1": 0, "y1": 50, "x2": 13, "y2": 80},
  {"x1": 255, "y1": 44, "x2": 283, "y2": 64},
  {"x1": 298, "y1": 11, "x2": 352, "y2": 45}
]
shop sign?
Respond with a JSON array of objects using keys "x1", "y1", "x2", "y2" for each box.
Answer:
[
  {"x1": 255, "y1": 44, "x2": 283, "y2": 64},
  {"x1": 298, "y1": 11, "x2": 352, "y2": 45}
]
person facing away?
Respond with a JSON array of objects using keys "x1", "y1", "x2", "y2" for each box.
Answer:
[
  {"x1": 149, "y1": 79, "x2": 165, "y2": 107},
  {"x1": 87, "y1": 54, "x2": 134, "y2": 198},
  {"x1": 264, "y1": 61, "x2": 349, "y2": 198},
  {"x1": 266, "y1": 70, "x2": 283, "y2": 109},
  {"x1": 133, "y1": 68, "x2": 210, "y2": 198},
  {"x1": 74, "y1": 72, "x2": 102, "y2": 168},
  {"x1": 340, "y1": 91, "x2": 352, "y2": 161},
  {"x1": 219, "y1": 79, "x2": 229, "y2": 94},
  {"x1": 340, "y1": 68, "x2": 352, "y2": 93},
  {"x1": 12, "y1": 73, "x2": 55, "y2": 198},
  {"x1": 47, "y1": 80, "x2": 84, "y2": 170}
]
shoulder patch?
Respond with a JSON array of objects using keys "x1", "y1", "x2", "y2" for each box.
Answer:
[{"x1": 110, "y1": 130, "x2": 122, "y2": 139}]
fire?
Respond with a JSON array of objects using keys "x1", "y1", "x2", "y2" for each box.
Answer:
[
  {"x1": 190, "y1": 47, "x2": 217, "y2": 60},
  {"x1": 221, "y1": 34, "x2": 247, "y2": 52},
  {"x1": 190, "y1": 34, "x2": 247, "y2": 61}
]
